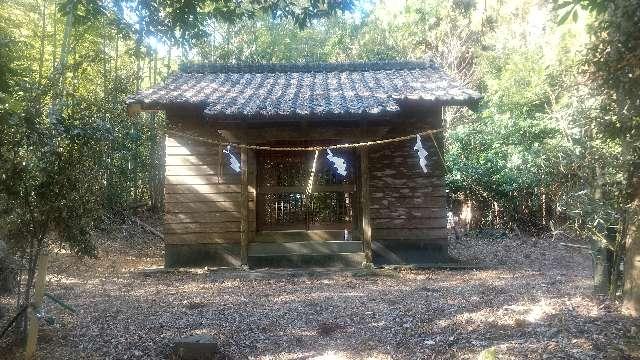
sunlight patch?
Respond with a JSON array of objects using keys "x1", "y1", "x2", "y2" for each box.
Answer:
[
  {"x1": 525, "y1": 299, "x2": 552, "y2": 323},
  {"x1": 309, "y1": 351, "x2": 391, "y2": 360},
  {"x1": 311, "y1": 351, "x2": 348, "y2": 360}
]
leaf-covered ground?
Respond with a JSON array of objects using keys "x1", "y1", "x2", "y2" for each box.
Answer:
[{"x1": 1, "y1": 224, "x2": 639, "y2": 359}]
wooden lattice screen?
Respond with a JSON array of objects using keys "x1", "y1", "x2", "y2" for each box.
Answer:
[{"x1": 256, "y1": 150, "x2": 355, "y2": 231}]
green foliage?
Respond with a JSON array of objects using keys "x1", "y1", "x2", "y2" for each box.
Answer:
[
  {"x1": 539, "y1": 0, "x2": 640, "y2": 295},
  {"x1": 481, "y1": 50, "x2": 549, "y2": 118},
  {"x1": 193, "y1": 0, "x2": 587, "y2": 234},
  {"x1": 192, "y1": 15, "x2": 412, "y2": 63},
  {"x1": 478, "y1": 347, "x2": 497, "y2": 360},
  {"x1": 0, "y1": 0, "x2": 370, "y2": 334},
  {"x1": 0, "y1": 1, "x2": 163, "y2": 260},
  {"x1": 555, "y1": 0, "x2": 609, "y2": 23},
  {"x1": 442, "y1": 2, "x2": 582, "y2": 231},
  {"x1": 0, "y1": 0, "x2": 360, "y2": 261},
  {"x1": 70, "y1": 0, "x2": 356, "y2": 50},
  {"x1": 555, "y1": 0, "x2": 639, "y2": 239},
  {"x1": 0, "y1": 0, "x2": 636, "y2": 285}
]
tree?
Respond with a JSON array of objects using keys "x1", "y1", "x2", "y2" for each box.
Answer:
[
  {"x1": 586, "y1": 0, "x2": 640, "y2": 315},
  {"x1": 0, "y1": 0, "x2": 358, "y2": 345},
  {"x1": 557, "y1": 0, "x2": 640, "y2": 307}
]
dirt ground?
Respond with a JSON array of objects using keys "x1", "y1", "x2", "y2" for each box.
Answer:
[{"x1": 1, "y1": 223, "x2": 639, "y2": 359}]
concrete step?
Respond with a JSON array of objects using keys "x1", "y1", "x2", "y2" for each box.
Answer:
[
  {"x1": 248, "y1": 252, "x2": 365, "y2": 268},
  {"x1": 248, "y1": 241, "x2": 362, "y2": 256}
]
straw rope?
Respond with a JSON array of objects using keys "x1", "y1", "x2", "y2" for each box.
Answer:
[
  {"x1": 166, "y1": 128, "x2": 444, "y2": 151},
  {"x1": 429, "y1": 132, "x2": 448, "y2": 174}
]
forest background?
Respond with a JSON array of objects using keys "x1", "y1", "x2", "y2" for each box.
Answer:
[{"x1": 0, "y1": 0, "x2": 638, "y2": 314}]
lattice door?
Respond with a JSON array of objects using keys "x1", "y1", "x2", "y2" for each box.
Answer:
[{"x1": 256, "y1": 149, "x2": 355, "y2": 231}]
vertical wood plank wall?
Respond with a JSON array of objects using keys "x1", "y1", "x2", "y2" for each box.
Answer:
[
  {"x1": 368, "y1": 135, "x2": 448, "y2": 262},
  {"x1": 163, "y1": 132, "x2": 256, "y2": 266},
  {"x1": 161, "y1": 114, "x2": 447, "y2": 266}
]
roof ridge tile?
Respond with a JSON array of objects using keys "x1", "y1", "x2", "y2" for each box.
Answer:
[{"x1": 179, "y1": 60, "x2": 438, "y2": 74}]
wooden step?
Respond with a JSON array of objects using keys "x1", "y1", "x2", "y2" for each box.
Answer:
[
  {"x1": 255, "y1": 230, "x2": 346, "y2": 243},
  {"x1": 248, "y1": 241, "x2": 362, "y2": 256},
  {"x1": 248, "y1": 241, "x2": 364, "y2": 268}
]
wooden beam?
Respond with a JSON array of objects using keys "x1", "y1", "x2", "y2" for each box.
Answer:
[
  {"x1": 219, "y1": 126, "x2": 392, "y2": 144},
  {"x1": 359, "y1": 147, "x2": 373, "y2": 264},
  {"x1": 254, "y1": 230, "x2": 346, "y2": 243},
  {"x1": 240, "y1": 146, "x2": 249, "y2": 266},
  {"x1": 256, "y1": 184, "x2": 356, "y2": 194}
]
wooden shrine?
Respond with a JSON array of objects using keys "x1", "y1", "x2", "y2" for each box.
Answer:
[{"x1": 127, "y1": 61, "x2": 481, "y2": 267}]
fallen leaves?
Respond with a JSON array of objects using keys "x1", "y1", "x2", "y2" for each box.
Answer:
[{"x1": 1, "y1": 227, "x2": 636, "y2": 359}]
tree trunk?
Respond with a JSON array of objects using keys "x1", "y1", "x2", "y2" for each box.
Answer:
[
  {"x1": 102, "y1": 28, "x2": 108, "y2": 98},
  {"x1": 153, "y1": 52, "x2": 157, "y2": 85},
  {"x1": 19, "y1": 238, "x2": 37, "y2": 335},
  {"x1": 47, "y1": 0, "x2": 76, "y2": 125},
  {"x1": 542, "y1": 191, "x2": 546, "y2": 226},
  {"x1": 51, "y1": 1, "x2": 57, "y2": 68},
  {"x1": 166, "y1": 45, "x2": 171, "y2": 76},
  {"x1": 591, "y1": 238, "x2": 611, "y2": 297},
  {"x1": 37, "y1": 0, "x2": 47, "y2": 85},
  {"x1": 114, "y1": 36, "x2": 118, "y2": 79},
  {"x1": 19, "y1": 2, "x2": 76, "y2": 334},
  {"x1": 149, "y1": 114, "x2": 164, "y2": 214},
  {"x1": 149, "y1": 51, "x2": 163, "y2": 214},
  {"x1": 135, "y1": 8, "x2": 143, "y2": 93},
  {"x1": 623, "y1": 151, "x2": 640, "y2": 315},
  {"x1": 592, "y1": 163, "x2": 611, "y2": 294}
]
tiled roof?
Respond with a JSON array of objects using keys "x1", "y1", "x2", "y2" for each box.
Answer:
[{"x1": 128, "y1": 61, "x2": 481, "y2": 120}]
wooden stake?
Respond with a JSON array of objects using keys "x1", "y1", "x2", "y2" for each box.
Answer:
[
  {"x1": 25, "y1": 251, "x2": 49, "y2": 360},
  {"x1": 359, "y1": 147, "x2": 373, "y2": 264}
]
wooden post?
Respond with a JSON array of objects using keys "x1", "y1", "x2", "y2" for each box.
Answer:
[
  {"x1": 359, "y1": 147, "x2": 373, "y2": 264},
  {"x1": 218, "y1": 145, "x2": 224, "y2": 184},
  {"x1": 25, "y1": 251, "x2": 49, "y2": 360},
  {"x1": 240, "y1": 146, "x2": 249, "y2": 267}
]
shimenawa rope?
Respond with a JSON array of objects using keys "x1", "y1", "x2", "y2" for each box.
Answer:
[{"x1": 166, "y1": 128, "x2": 444, "y2": 151}]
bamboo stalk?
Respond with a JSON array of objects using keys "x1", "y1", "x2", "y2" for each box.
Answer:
[{"x1": 37, "y1": 0, "x2": 47, "y2": 85}]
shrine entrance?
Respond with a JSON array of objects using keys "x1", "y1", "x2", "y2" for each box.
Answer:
[{"x1": 255, "y1": 148, "x2": 358, "y2": 242}]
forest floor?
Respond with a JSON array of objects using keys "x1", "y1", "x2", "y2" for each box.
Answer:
[{"x1": 1, "y1": 218, "x2": 639, "y2": 359}]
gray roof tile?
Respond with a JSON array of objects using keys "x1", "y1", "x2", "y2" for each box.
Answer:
[{"x1": 128, "y1": 61, "x2": 481, "y2": 119}]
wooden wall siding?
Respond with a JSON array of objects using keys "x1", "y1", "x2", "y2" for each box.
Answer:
[
  {"x1": 164, "y1": 133, "x2": 256, "y2": 245},
  {"x1": 368, "y1": 137, "x2": 447, "y2": 243}
]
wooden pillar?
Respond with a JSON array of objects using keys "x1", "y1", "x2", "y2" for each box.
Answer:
[
  {"x1": 359, "y1": 147, "x2": 373, "y2": 264},
  {"x1": 217, "y1": 145, "x2": 224, "y2": 184},
  {"x1": 240, "y1": 146, "x2": 249, "y2": 267}
]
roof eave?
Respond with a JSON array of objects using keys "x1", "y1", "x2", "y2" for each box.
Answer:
[{"x1": 126, "y1": 96, "x2": 483, "y2": 118}]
